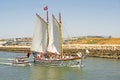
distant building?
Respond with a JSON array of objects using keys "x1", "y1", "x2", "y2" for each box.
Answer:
[
  {"x1": 2, "y1": 37, "x2": 32, "y2": 46},
  {"x1": 0, "y1": 41, "x2": 7, "y2": 46}
]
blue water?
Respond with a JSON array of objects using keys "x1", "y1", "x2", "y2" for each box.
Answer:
[{"x1": 0, "y1": 51, "x2": 120, "y2": 80}]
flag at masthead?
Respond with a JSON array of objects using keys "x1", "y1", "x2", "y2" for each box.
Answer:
[{"x1": 43, "y1": 6, "x2": 49, "y2": 23}]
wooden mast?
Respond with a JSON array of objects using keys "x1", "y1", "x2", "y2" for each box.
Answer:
[
  {"x1": 59, "y1": 13, "x2": 63, "y2": 58},
  {"x1": 46, "y1": 11, "x2": 49, "y2": 23},
  {"x1": 44, "y1": 6, "x2": 49, "y2": 53}
]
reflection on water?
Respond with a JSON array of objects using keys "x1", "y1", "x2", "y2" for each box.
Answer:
[
  {"x1": 0, "y1": 51, "x2": 120, "y2": 80},
  {"x1": 30, "y1": 64, "x2": 81, "y2": 80}
]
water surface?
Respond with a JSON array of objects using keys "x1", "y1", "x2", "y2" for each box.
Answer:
[{"x1": 0, "y1": 51, "x2": 120, "y2": 80}]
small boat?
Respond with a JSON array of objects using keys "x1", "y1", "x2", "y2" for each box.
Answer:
[
  {"x1": 12, "y1": 57, "x2": 31, "y2": 66},
  {"x1": 12, "y1": 62, "x2": 30, "y2": 66},
  {"x1": 0, "y1": 57, "x2": 30, "y2": 66},
  {"x1": 31, "y1": 6, "x2": 89, "y2": 67}
]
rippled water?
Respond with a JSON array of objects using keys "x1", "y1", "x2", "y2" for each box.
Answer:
[{"x1": 0, "y1": 51, "x2": 120, "y2": 80}]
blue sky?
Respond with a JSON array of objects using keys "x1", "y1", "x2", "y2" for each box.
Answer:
[{"x1": 0, "y1": 0, "x2": 120, "y2": 39}]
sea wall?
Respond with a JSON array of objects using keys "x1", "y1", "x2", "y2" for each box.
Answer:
[
  {"x1": 0, "y1": 44, "x2": 120, "y2": 59},
  {"x1": 63, "y1": 44, "x2": 120, "y2": 59}
]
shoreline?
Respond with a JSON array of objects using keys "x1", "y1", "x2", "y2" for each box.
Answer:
[
  {"x1": 0, "y1": 44, "x2": 120, "y2": 59},
  {"x1": 63, "y1": 44, "x2": 120, "y2": 59},
  {"x1": 0, "y1": 45, "x2": 30, "y2": 53}
]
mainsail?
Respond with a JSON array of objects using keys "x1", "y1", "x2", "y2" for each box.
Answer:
[
  {"x1": 47, "y1": 15, "x2": 61, "y2": 55},
  {"x1": 31, "y1": 13, "x2": 61, "y2": 55},
  {"x1": 31, "y1": 14, "x2": 48, "y2": 53}
]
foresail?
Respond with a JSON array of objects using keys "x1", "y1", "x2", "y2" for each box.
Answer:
[
  {"x1": 31, "y1": 14, "x2": 48, "y2": 53},
  {"x1": 47, "y1": 15, "x2": 61, "y2": 55}
]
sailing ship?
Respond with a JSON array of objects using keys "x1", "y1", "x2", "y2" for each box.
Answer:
[{"x1": 31, "y1": 7, "x2": 88, "y2": 67}]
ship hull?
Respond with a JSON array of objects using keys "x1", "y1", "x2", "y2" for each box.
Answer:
[
  {"x1": 12, "y1": 62, "x2": 30, "y2": 66},
  {"x1": 34, "y1": 58, "x2": 81, "y2": 67}
]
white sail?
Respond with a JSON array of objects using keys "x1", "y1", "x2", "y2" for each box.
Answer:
[
  {"x1": 47, "y1": 15, "x2": 61, "y2": 55},
  {"x1": 31, "y1": 14, "x2": 48, "y2": 53},
  {"x1": 30, "y1": 13, "x2": 82, "y2": 67}
]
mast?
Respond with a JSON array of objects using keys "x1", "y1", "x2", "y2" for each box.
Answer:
[
  {"x1": 46, "y1": 10, "x2": 49, "y2": 23},
  {"x1": 44, "y1": 6, "x2": 49, "y2": 53},
  {"x1": 59, "y1": 13, "x2": 63, "y2": 58}
]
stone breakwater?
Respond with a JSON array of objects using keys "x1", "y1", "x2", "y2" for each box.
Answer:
[
  {"x1": 0, "y1": 44, "x2": 120, "y2": 59},
  {"x1": 63, "y1": 44, "x2": 120, "y2": 59}
]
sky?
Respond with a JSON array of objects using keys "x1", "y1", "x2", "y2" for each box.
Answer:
[{"x1": 0, "y1": 0, "x2": 120, "y2": 39}]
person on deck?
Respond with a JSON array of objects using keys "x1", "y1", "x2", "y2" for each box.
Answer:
[{"x1": 26, "y1": 50, "x2": 30, "y2": 58}]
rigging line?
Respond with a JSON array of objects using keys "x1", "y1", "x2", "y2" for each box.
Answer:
[{"x1": 62, "y1": 20, "x2": 71, "y2": 39}]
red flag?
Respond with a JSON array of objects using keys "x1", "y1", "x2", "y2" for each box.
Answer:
[{"x1": 43, "y1": 6, "x2": 48, "y2": 11}]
